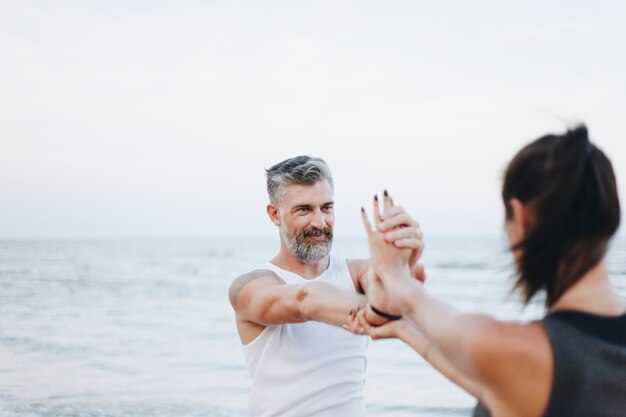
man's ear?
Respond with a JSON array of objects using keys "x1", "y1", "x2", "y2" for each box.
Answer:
[{"x1": 267, "y1": 203, "x2": 281, "y2": 226}]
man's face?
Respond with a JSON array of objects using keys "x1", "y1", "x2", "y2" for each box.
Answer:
[{"x1": 277, "y1": 180, "x2": 334, "y2": 263}]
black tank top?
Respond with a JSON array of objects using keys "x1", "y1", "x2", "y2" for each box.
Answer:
[{"x1": 472, "y1": 310, "x2": 626, "y2": 417}]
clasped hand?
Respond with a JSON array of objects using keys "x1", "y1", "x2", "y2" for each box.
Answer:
[{"x1": 345, "y1": 192, "x2": 425, "y2": 338}]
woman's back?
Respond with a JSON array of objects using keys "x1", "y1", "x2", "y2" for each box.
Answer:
[
  {"x1": 473, "y1": 309, "x2": 626, "y2": 417},
  {"x1": 541, "y1": 310, "x2": 626, "y2": 417}
]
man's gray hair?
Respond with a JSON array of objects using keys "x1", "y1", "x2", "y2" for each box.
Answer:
[{"x1": 265, "y1": 155, "x2": 334, "y2": 204}]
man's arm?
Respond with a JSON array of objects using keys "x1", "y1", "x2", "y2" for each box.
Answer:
[
  {"x1": 229, "y1": 269, "x2": 366, "y2": 328},
  {"x1": 347, "y1": 258, "x2": 370, "y2": 294}
]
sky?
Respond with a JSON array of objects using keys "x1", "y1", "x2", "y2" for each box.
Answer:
[{"x1": 2, "y1": 1, "x2": 626, "y2": 239}]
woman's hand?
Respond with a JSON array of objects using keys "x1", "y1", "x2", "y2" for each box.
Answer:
[
  {"x1": 361, "y1": 266, "x2": 401, "y2": 316},
  {"x1": 362, "y1": 192, "x2": 423, "y2": 277},
  {"x1": 376, "y1": 191, "x2": 424, "y2": 269},
  {"x1": 344, "y1": 304, "x2": 407, "y2": 340}
]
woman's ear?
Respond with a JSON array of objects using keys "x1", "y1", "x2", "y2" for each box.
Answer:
[
  {"x1": 267, "y1": 204, "x2": 281, "y2": 226},
  {"x1": 508, "y1": 198, "x2": 532, "y2": 243}
]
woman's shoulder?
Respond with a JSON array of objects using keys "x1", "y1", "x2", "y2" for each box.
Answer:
[
  {"x1": 471, "y1": 320, "x2": 553, "y2": 417},
  {"x1": 471, "y1": 320, "x2": 551, "y2": 375}
]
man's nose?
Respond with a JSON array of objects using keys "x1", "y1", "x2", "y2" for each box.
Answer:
[{"x1": 310, "y1": 209, "x2": 327, "y2": 229}]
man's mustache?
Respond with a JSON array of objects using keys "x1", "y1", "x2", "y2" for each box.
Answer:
[{"x1": 303, "y1": 227, "x2": 333, "y2": 238}]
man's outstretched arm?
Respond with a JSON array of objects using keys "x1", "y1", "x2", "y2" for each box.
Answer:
[{"x1": 229, "y1": 270, "x2": 366, "y2": 328}]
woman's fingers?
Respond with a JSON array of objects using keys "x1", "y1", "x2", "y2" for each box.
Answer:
[
  {"x1": 357, "y1": 308, "x2": 392, "y2": 340},
  {"x1": 378, "y1": 205, "x2": 404, "y2": 221},
  {"x1": 349, "y1": 307, "x2": 402, "y2": 340},
  {"x1": 343, "y1": 309, "x2": 357, "y2": 333},
  {"x1": 384, "y1": 226, "x2": 421, "y2": 244},
  {"x1": 344, "y1": 306, "x2": 367, "y2": 335},
  {"x1": 379, "y1": 210, "x2": 418, "y2": 232},
  {"x1": 373, "y1": 195, "x2": 383, "y2": 226},
  {"x1": 393, "y1": 238, "x2": 424, "y2": 254},
  {"x1": 356, "y1": 309, "x2": 375, "y2": 337},
  {"x1": 383, "y1": 190, "x2": 392, "y2": 213},
  {"x1": 357, "y1": 309, "x2": 373, "y2": 328},
  {"x1": 361, "y1": 208, "x2": 373, "y2": 236}
]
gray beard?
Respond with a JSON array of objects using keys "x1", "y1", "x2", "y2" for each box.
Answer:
[{"x1": 281, "y1": 226, "x2": 333, "y2": 264}]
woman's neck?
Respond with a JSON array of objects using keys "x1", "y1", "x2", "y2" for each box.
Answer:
[{"x1": 550, "y1": 259, "x2": 626, "y2": 315}]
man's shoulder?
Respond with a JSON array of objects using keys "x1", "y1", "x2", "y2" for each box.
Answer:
[{"x1": 228, "y1": 269, "x2": 286, "y2": 308}]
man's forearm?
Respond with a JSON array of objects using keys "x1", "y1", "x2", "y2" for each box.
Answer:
[{"x1": 298, "y1": 282, "x2": 366, "y2": 327}]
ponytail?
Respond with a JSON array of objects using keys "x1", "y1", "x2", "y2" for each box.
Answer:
[{"x1": 502, "y1": 125, "x2": 620, "y2": 307}]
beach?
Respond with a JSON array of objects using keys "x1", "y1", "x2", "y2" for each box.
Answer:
[{"x1": 1, "y1": 236, "x2": 625, "y2": 417}]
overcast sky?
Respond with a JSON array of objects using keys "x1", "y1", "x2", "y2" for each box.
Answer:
[{"x1": 2, "y1": 1, "x2": 626, "y2": 239}]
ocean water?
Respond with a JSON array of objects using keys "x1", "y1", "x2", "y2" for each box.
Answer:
[{"x1": 1, "y1": 237, "x2": 625, "y2": 417}]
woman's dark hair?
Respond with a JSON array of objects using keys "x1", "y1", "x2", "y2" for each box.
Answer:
[{"x1": 502, "y1": 125, "x2": 620, "y2": 307}]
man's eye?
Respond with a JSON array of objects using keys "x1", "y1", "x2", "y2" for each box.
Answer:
[
  {"x1": 298, "y1": 207, "x2": 309, "y2": 212},
  {"x1": 323, "y1": 206, "x2": 334, "y2": 212}
]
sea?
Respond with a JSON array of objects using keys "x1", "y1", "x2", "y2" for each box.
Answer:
[{"x1": 1, "y1": 236, "x2": 625, "y2": 417}]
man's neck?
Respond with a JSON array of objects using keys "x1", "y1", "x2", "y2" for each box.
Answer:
[{"x1": 271, "y1": 248, "x2": 331, "y2": 280}]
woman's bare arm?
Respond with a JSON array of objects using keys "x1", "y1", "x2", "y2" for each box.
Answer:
[{"x1": 348, "y1": 308, "x2": 482, "y2": 397}]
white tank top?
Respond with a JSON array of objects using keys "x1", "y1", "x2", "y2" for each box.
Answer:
[{"x1": 242, "y1": 256, "x2": 368, "y2": 417}]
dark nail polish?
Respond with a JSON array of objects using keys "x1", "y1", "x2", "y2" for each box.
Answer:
[
  {"x1": 348, "y1": 309, "x2": 354, "y2": 316},
  {"x1": 384, "y1": 189, "x2": 388, "y2": 197},
  {"x1": 374, "y1": 195, "x2": 378, "y2": 201},
  {"x1": 361, "y1": 207, "x2": 365, "y2": 212}
]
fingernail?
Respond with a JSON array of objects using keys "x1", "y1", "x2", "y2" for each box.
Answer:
[
  {"x1": 384, "y1": 189, "x2": 388, "y2": 197},
  {"x1": 374, "y1": 194, "x2": 378, "y2": 202},
  {"x1": 348, "y1": 309, "x2": 354, "y2": 316},
  {"x1": 361, "y1": 207, "x2": 365, "y2": 213}
]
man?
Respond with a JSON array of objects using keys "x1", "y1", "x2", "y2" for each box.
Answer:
[{"x1": 229, "y1": 156, "x2": 422, "y2": 417}]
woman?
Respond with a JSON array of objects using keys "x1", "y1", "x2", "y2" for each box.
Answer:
[{"x1": 349, "y1": 125, "x2": 626, "y2": 416}]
